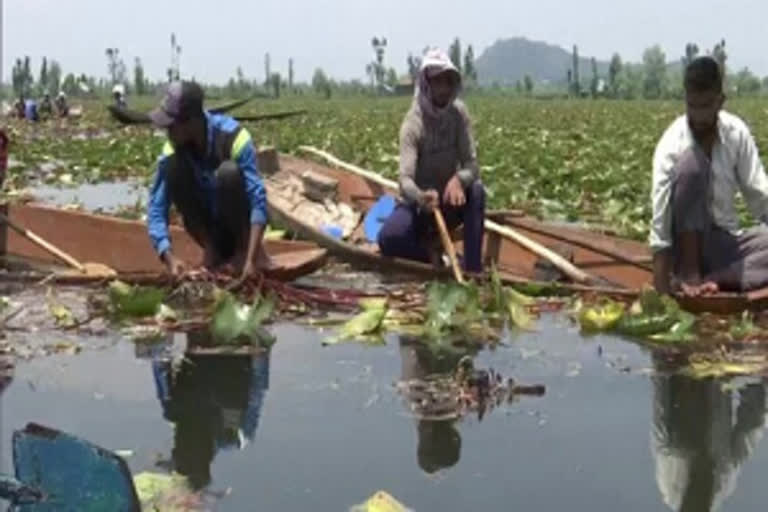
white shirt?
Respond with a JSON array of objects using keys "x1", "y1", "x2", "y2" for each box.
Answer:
[{"x1": 650, "y1": 111, "x2": 768, "y2": 252}]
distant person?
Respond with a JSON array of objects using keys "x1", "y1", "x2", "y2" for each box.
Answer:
[
  {"x1": 39, "y1": 92, "x2": 52, "y2": 117},
  {"x1": 112, "y1": 84, "x2": 127, "y2": 109},
  {"x1": 55, "y1": 92, "x2": 69, "y2": 117},
  {"x1": 651, "y1": 56, "x2": 768, "y2": 297},
  {"x1": 146, "y1": 81, "x2": 272, "y2": 280},
  {"x1": 13, "y1": 96, "x2": 25, "y2": 119},
  {"x1": 23, "y1": 98, "x2": 39, "y2": 122},
  {"x1": 377, "y1": 48, "x2": 485, "y2": 272}
]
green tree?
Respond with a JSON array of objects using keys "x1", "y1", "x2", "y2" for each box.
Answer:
[
  {"x1": 712, "y1": 39, "x2": 727, "y2": 76},
  {"x1": 270, "y1": 73, "x2": 281, "y2": 98},
  {"x1": 682, "y1": 43, "x2": 699, "y2": 67},
  {"x1": 571, "y1": 45, "x2": 580, "y2": 96},
  {"x1": 288, "y1": 58, "x2": 294, "y2": 91},
  {"x1": 590, "y1": 57, "x2": 599, "y2": 98},
  {"x1": 407, "y1": 53, "x2": 421, "y2": 82},
  {"x1": 12, "y1": 58, "x2": 24, "y2": 96},
  {"x1": 608, "y1": 53, "x2": 622, "y2": 98},
  {"x1": 449, "y1": 37, "x2": 463, "y2": 75},
  {"x1": 48, "y1": 60, "x2": 62, "y2": 94},
  {"x1": 39, "y1": 57, "x2": 48, "y2": 92},
  {"x1": 312, "y1": 68, "x2": 332, "y2": 99},
  {"x1": 642, "y1": 45, "x2": 667, "y2": 99},
  {"x1": 134, "y1": 58, "x2": 146, "y2": 95},
  {"x1": 464, "y1": 44, "x2": 477, "y2": 84},
  {"x1": 386, "y1": 67, "x2": 398, "y2": 88},
  {"x1": 523, "y1": 74, "x2": 534, "y2": 94},
  {"x1": 264, "y1": 53, "x2": 271, "y2": 87},
  {"x1": 61, "y1": 73, "x2": 78, "y2": 95},
  {"x1": 23, "y1": 57, "x2": 33, "y2": 93},
  {"x1": 105, "y1": 48, "x2": 126, "y2": 85},
  {"x1": 735, "y1": 67, "x2": 761, "y2": 96},
  {"x1": 369, "y1": 37, "x2": 388, "y2": 90}
]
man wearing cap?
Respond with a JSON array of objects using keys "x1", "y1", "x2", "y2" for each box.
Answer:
[
  {"x1": 377, "y1": 48, "x2": 485, "y2": 272},
  {"x1": 147, "y1": 81, "x2": 270, "y2": 280}
]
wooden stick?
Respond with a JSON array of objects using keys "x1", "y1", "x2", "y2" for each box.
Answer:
[
  {"x1": 433, "y1": 209, "x2": 465, "y2": 283},
  {"x1": 299, "y1": 145, "x2": 595, "y2": 284},
  {"x1": 0, "y1": 212, "x2": 85, "y2": 271}
]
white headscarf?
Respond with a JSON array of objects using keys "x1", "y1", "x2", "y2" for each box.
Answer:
[{"x1": 416, "y1": 48, "x2": 462, "y2": 119}]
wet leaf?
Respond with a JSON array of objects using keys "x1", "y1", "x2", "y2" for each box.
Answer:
[
  {"x1": 578, "y1": 300, "x2": 625, "y2": 331},
  {"x1": 109, "y1": 280, "x2": 166, "y2": 318},
  {"x1": 133, "y1": 472, "x2": 206, "y2": 511},
  {"x1": 684, "y1": 354, "x2": 768, "y2": 379},
  {"x1": 507, "y1": 301, "x2": 533, "y2": 330},
  {"x1": 210, "y1": 292, "x2": 276, "y2": 348},
  {"x1": 350, "y1": 490, "x2": 412, "y2": 512},
  {"x1": 48, "y1": 302, "x2": 75, "y2": 328},
  {"x1": 649, "y1": 312, "x2": 696, "y2": 343},
  {"x1": 327, "y1": 298, "x2": 388, "y2": 344},
  {"x1": 729, "y1": 311, "x2": 761, "y2": 341},
  {"x1": 155, "y1": 304, "x2": 178, "y2": 324}
]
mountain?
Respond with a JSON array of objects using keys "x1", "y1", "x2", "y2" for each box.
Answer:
[{"x1": 475, "y1": 37, "x2": 611, "y2": 86}]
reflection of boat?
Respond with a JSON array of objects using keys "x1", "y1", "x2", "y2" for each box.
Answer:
[
  {"x1": 266, "y1": 152, "x2": 768, "y2": 313},
  {"x1": 651, "y1": 372, "x2": 767, "y2": 512},
  {"x1": 0, "y1": 202, "x2": 327, "y2": 281}
]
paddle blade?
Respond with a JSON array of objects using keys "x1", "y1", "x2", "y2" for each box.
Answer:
[
  {"x1": 12, "y1": 423, "x2": 140, "y2": 511},
  {"x1": 364, "y1": 195, "x2": 397, "y2": 243}
]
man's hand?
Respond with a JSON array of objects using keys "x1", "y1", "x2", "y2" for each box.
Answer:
[
  {"x1": 421, "y1": 189, "x2": 439, "y2": 212},
  {"x1": 162, "y1": 252, "x2": 186, "y2": 278},
  {"x1": 443, "y1": 176, "x2": 466, "y2": 207}
]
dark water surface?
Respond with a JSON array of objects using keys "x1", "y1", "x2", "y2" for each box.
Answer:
[{"x1": 2, "y1": 317, "x2": 768, "y2": 511}]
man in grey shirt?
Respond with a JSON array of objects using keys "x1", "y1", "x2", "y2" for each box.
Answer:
[{"x1": 378, "y1": 48, "x2": 485, "y2": 272}]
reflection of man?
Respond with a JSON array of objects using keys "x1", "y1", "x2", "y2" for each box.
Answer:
[
  {"x1": 151, "y1": 332, "x2": 270, "y2": 489},
  {"x1": 651, "y1": 373, "x2": 767, "y2": 512},
  {"x1": 399, "y1": 338, "x2": 466, "y2": 474}
]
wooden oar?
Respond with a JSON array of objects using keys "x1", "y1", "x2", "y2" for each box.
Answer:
[
  {"x1": 298, "y1": 146, "x2": 595, "y2": 285},
  {"x1": 433, "y1": 209, "x2": 465, "y2": 283},
  {"x1": 0, "y1": 212, "x2": 116, "y2": 277}
]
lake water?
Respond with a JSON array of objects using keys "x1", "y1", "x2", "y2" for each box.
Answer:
[{"x1": 2, "y1": 316, "x2": 768, "y2": 511}]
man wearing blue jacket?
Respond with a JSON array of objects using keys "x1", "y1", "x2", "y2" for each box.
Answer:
[{"x1": 147, "y1": 81, "x2": 270, "y2": 280}]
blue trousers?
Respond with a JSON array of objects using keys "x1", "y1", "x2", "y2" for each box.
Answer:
[{"x1": 378, "y1": 181, "x2": 486, "y2": 272}]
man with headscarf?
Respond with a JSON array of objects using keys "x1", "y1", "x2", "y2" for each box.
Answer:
[{"x1": 378, "y1": 48, "x2": 485, "y2": 272}]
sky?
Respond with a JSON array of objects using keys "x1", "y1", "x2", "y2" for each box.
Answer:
[{"x1": 3, "y1": 0, "x2": 767, "y2": 85}]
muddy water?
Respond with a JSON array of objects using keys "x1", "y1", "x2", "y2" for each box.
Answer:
[{"x1": 2, "y1": 318, "x2": 768, "y2": 511}]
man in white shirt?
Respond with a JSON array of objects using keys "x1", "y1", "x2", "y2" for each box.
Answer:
[{"x1": 651, "y1": 57, "x2": 768, "y2": 296}]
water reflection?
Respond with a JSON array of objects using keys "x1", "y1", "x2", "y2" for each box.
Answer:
[
  {"x1": 398, "y1": 338, "x2": 475, "y2": 474},
  {"x1": 149, "y1": 331, "x2": 270, "y2": 489},
  {"x1": 652, "y1": 370, "x2": 767, "y2": 512}
]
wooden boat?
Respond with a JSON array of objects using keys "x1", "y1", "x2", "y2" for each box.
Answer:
[
  {"x1": 0, "y1": 202, "x2": 327, "y2": 282},
  {"x1": 263, "y1": 150, "x2": 768, "y2": 314}
]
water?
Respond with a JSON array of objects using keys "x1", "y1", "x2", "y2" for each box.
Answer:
[
  {"x1": 2, "y1": 317, "x2": 768, "y2": 511},
  {"x1": 30, "y1": 181, "x2": 145, "y2": 213}
]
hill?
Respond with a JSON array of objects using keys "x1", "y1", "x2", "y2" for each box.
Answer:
[{"x1": 475, "y1": 37, "x2": 611, "y2": 86}]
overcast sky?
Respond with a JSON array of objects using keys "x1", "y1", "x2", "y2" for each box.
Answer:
[{"x1": 3, "y1": 0, "x2": 767, "y2": 84}]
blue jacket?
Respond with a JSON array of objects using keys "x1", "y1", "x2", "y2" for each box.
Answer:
[{"x1": 147, "y1": 112, "x2": 268, "y2": 256}]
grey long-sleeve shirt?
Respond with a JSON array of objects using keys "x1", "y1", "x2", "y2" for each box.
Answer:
[{"x1": 398, "y1": 99, "x2": 479, "y2": 205}]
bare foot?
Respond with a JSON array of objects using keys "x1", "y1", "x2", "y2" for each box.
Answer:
[{"x1": 680, "y1": 281, "x2": 719, "y2": 297}]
